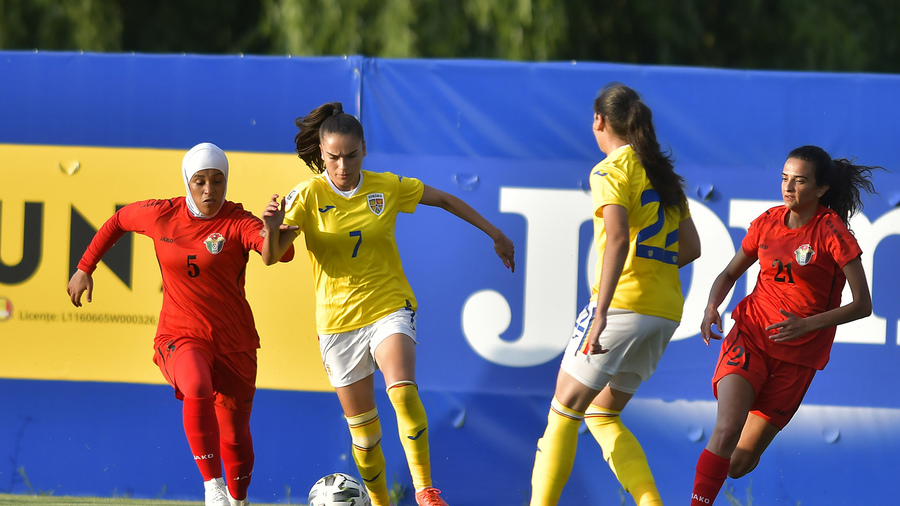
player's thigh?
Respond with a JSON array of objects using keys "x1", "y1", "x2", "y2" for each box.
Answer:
[
  {"x1": 553, "y1": 369, "x2": 602, "y2": 413},
  {"x1": 591, "y1": 382, "x2": 637, "y2": 413},
  {"x1": 320, "y1": 329, "x2": 376, "y2": 388},
  {"x1": 214, "y1": 349, "x2": 257, "y2": 412},
  {"x1": 335, "y1": 374, "x2": 378, "y2": 417},
  {"x1": 371, "y1": 308, "x2": 418, "y2": 385}
]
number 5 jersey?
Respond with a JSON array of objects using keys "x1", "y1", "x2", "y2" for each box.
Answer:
[{"x1": 76, "y1": 198, "x2": 287, "y2": 354}]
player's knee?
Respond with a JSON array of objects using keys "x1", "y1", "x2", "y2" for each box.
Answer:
[
  {"x1": 710, "y1": 422, "x2": 743, "y2": 453},
  {"x1": 727, "y1": 453, "x2": 759, "y2": 479},
  {"x1": 351, "y1": 430, "x2": 383, "y2": 451}
]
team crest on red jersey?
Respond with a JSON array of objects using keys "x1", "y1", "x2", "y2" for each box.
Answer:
[
  {"x1": 794, "y1": 244, "x2": 814, "y2": 266},
  {"x1": 367, "y1": 193, "x2": 385, "y2": 215},
  {"x1": 204, "y1": 233, "x2": 226, "y2": 255}
]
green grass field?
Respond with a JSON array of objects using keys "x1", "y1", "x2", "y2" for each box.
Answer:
[{"x1": 0, "y1": 495, "x2": 290, "y2": 506}]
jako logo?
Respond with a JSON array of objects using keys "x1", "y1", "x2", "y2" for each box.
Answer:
[
  {"x1": 691, "y1": 494, "x2": 711, "y2": 504},
  {"x1": 194, "y1": 454, "x2": 214, "y2": 460}
]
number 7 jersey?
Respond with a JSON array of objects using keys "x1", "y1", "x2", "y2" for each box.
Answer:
[
  {"x1": 590, "y1": 145, "x2": 690, "y2": 322},
  {"x1": 282, "y1": 171, "x2": 425, "y2": 334}
]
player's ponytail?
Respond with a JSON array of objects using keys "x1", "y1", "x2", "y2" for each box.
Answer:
[
  {"x1": 787, "y1": 145, "x2": 881, "y2": 226},
  {"x1": 594, "y1": 83, "x2": 686, "y2": 214},
  {"x1": 294, "y1": 102, "x2": 365, "y2": 174}
]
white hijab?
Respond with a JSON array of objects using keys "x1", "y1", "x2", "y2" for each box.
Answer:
[{"x1": 182, "y1": 142, "x2": 229, "y2": 219}]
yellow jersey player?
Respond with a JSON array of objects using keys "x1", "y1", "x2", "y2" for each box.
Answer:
[
  {"x1": 260, "y1": 102, "x2": 515, "y2": 506},
  {"x1": 529, "y1": 83, "x2": 700, "y2": 506}
]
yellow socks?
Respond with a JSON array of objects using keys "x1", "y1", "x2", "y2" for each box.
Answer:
[
  {"x1": 584, "y1": 404, "x2": 661, "y2": 506},
  {"x1": 346, "y1": 408, "x2": 390, "y2": 506},
  {"x1": 530, "y1": 397, "x2": 583, "y2": 506},
  {"x1": 386, "y1": 381, "x2": 432, "y2": 491}
]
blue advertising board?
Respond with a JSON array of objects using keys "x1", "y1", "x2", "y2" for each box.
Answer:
[{"x1": 1, "y1": 51, "x2": 899, "y2": 505}]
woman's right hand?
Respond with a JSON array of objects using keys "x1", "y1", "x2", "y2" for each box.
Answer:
[
  {"x1": 700, "y1": 305, "x2": 723, "y2": 345},
  {"x1": 262, "y1": 194, "x2": 287, "y2": 232},
  {"x1": 67, "y1": 269, "x2": 93, "y2": 307}
]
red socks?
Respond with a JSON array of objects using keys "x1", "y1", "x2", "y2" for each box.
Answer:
[
  {"x1": 691, "y1": 449, "x2": 730, "y2": 505},
  {"x1": 217, "y1": 406, "x2": 254, "y2": 500},
  {"x1": 182, "y1": 396, "x2": 221, "y2": 481}
]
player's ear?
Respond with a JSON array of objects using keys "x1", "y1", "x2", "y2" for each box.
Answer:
[
  {"x1": 362, "y1": 139, "x2": 367, "y2": 157},
  {"x1": 593, "y1": 113, "x2": 603, "y2": 131}
]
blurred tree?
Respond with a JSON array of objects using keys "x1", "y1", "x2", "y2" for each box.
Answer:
[
  {"x1": 1, "y1": 0, "x2": 898, "y2": 73},
  {"x1": 0, "y1": 0, "x2": 122, "y2": 50}
]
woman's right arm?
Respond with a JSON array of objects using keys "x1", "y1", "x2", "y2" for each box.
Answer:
[
  {"x1": 700, "y1": 248, "x2": 756, "y2": 345},
  {"x1": 66, "y1": 204, "x2": 136, "y2": 307},
  {"x1": 261, "y1": 194, "x2": 299, "y2": 265}
]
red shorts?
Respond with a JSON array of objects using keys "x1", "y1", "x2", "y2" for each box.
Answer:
[
  {"x1": 712, "y1": 326, "x2": 816, "y2": 430},
  {"x1": 153, "y1": 336, "x2": 257, "y2": 412}
]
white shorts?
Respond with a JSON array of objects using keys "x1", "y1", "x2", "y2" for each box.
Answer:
[
  {"x1": 560, "y1": 302, "x2": 678, "y2": 394},
  {"x1": 319, "y1": 307, "x2": 417, "y2": 388}
]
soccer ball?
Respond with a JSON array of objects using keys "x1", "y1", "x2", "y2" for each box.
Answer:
[{"x1": 308, "y1": 472, "x2": 371, "y2": 506}]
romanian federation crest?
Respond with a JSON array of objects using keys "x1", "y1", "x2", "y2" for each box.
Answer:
[
  {"x1": 204, "y1": 233, "x2": 226, "y2": 255},
  {"x1": 367, "y1": 193, "x2": 385, "y2": 215},
  {"x1": 794, "y1": 244, "x2": 814, "y2": 266}
]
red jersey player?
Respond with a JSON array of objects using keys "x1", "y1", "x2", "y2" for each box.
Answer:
[
  {"x1": 67, "y1": 142, "x2": 294, "y2": 506},
  {"x1": 690, "y1": 145, "x2": 881, "y2": 505}
]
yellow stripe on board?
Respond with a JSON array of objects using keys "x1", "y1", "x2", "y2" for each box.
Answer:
[{"x1": 0, "y1": 144, "x2": 329, "y2": 392}]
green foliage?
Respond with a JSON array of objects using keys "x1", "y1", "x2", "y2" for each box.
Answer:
[
  {"x1": 1, "y1": 0, "x2": 899, "y2": 72},
  {"x1": 16, "y1": 466, "x2": 54, "y2": 496},
  {"x1": 387, "y1": 473, "x2": 407, "y2": 505},
  {"x1": 723, "y1": 479, "x2": 802, "y2": 506}
]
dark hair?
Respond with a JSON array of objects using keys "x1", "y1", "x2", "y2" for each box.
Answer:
[
  {"x1": 294, "y1": 102, "x2": 365, "y2": 174},
  {"x1": 593, "y1": 83, "x2": 686, "y2": 213},
  {"x1": 787, "y1": 145, "x2": 881, "y2": 225}
]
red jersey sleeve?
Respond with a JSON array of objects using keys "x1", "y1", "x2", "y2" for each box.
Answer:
[
  {"x1": 740, "y1": 207, "x2": 772, "y2": 258},
  {"x1": 76, "y1": 199, "x2": 165, "y2": 274},
  {"x1": 231, "y1": 203, "x2": 295, "y2": 262}
]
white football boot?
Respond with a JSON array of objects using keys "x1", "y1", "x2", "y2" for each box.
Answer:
[{"x1": 203, "y1": 477, "x2": 230, "y2": 506}]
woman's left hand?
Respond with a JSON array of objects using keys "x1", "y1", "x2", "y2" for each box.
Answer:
[{"x1": 766, "y1": 309, "x2": 811, "y2": 342}]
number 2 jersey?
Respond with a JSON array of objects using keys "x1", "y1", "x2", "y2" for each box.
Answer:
[
  {"x1": 76, "y1": 198, "x2": 289, "y2": 354},
  {"x1": 734, "y1": 204, "x2": 862, "y2": 370},
  {"x1": 282, "y1": 171, "x2": 425, "y2": 334},
  {"x1": 590, "y1": 145, "x2": 691, "y2": 322}
]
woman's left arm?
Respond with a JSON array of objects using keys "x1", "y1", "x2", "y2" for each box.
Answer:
[
  {"x1": 767, "y1": 256, "x2": 872, "y2": 342},
  {"x1": 419, "y1": 185, "x2": 515, "y2": 272}
]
